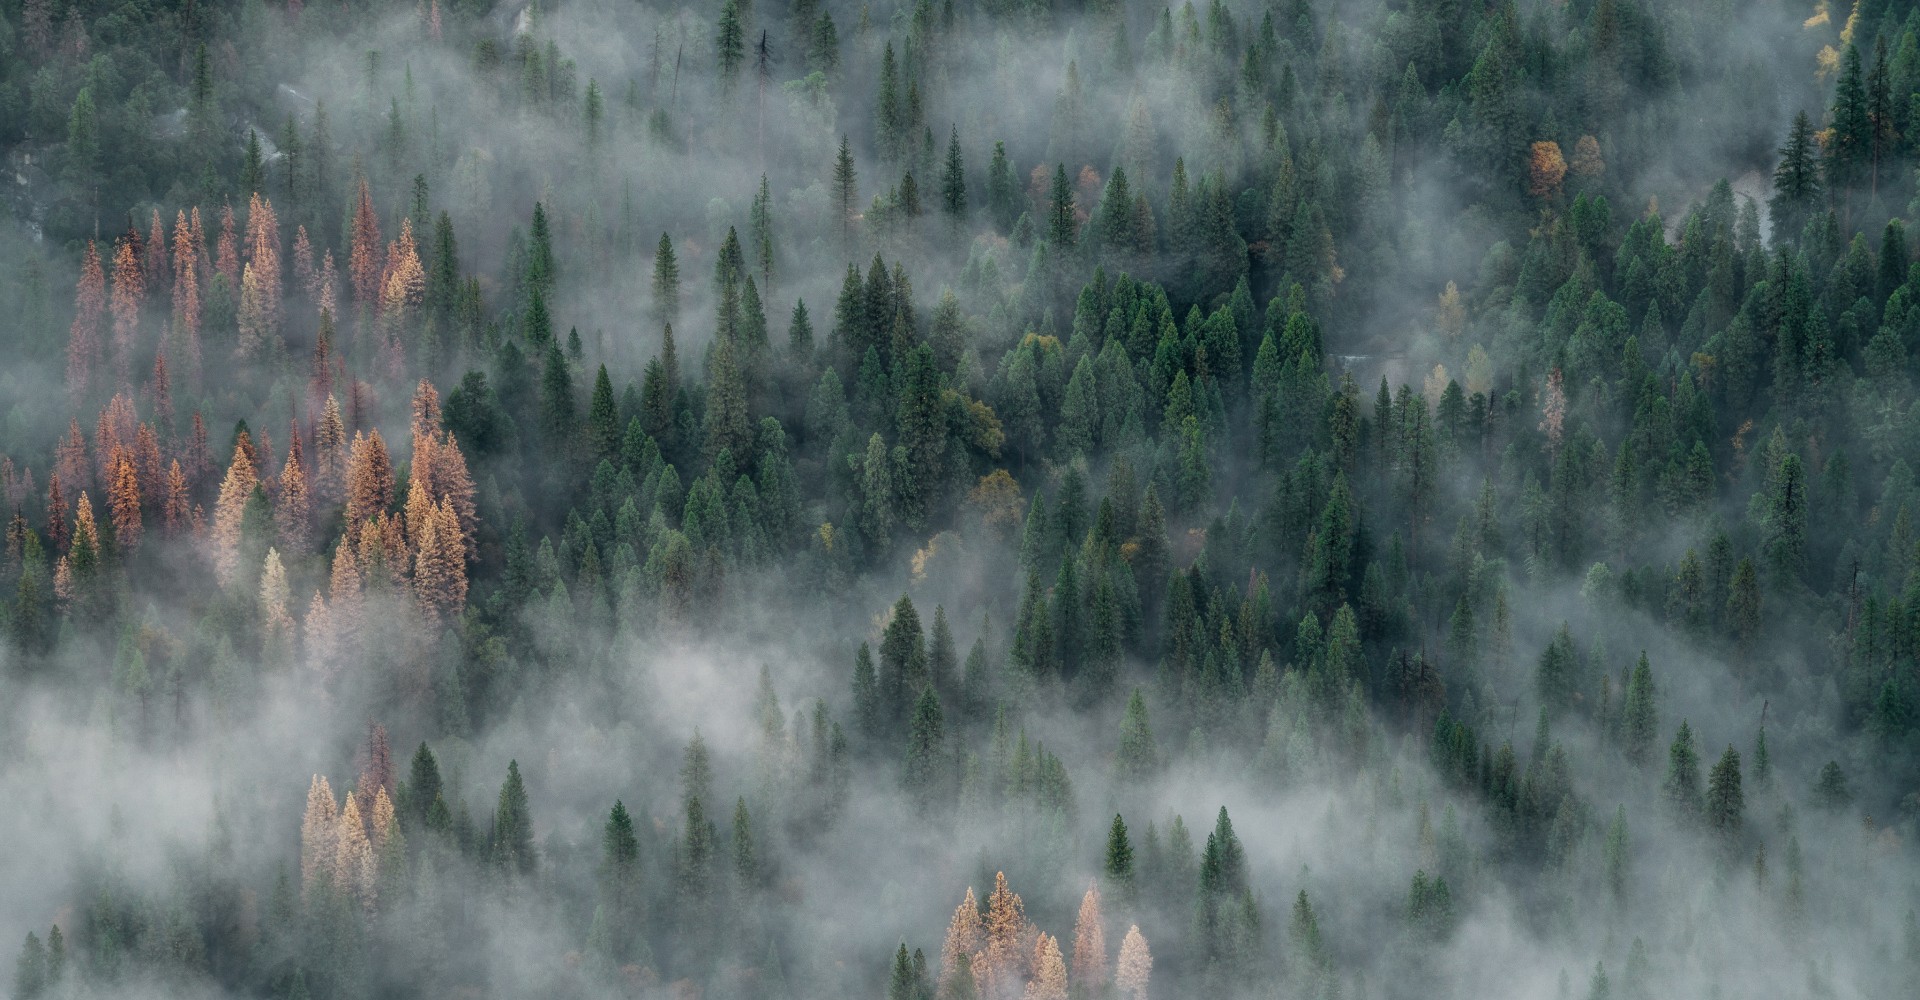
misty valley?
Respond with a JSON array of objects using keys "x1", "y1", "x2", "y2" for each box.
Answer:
[{"x1": 0, "y1": 0, "x2": 1917, "y2": 999}]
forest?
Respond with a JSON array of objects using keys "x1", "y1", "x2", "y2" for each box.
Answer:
[{"x1": 0, "y1": 0, "x2": 1917, "y2": 996}]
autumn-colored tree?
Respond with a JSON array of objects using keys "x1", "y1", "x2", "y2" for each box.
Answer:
[
  {"x1": 357, "y1": 722, "x2": 395, "y2": 821},
  {"x1": 941, "y1": 887, "x2": 985, "y2": 990},
  {"x1": 106, "y1": 447, "x2": 141, "y2": 552},
  {"x1": 94, "y1": 394, "x2": 137, "y2": 485},
  {"x1": 1070, "y1": 883, "x2": 1106, "y2": 994},
  {"x1": 349, "y1": 177, "x2": 384, "y2": 312},
  {"x1": 379, "y1": 219, "x2": 426, "y2": 339},
  {"x1": 425, "y1": 432, "x2": 477, "y2": 561},
  {"x1": 300, "y1": 774, "x2": 338, "y2": 897},
  {"x1": 69, "y1": 492, "x2": 99, "y2": 583},
  {"x1": 211, "y1": 444, "x2": 261, "y2": 587},
  {"x1": 344, "y1": 430, "x2": 394, "y2": 527},
  {"x1": 327, "y1": 539, "x2": 364, "y2": 659},
  {"x1": 45, "y1": 472, "x2": 69, "y2": 553},
  {"x1": 66, "y1": 241, "x2": 104, "y2": 406},
  {"x1": 54, "y1": 421, "x2": 88, "y2": 500},
  {"x1": 1113, "y1": 926, "x2": 1150, "y2": 1000},
  {"x1": 162, "y1": 460, "x2": 189, "y2": 536},
  {"x1": 276, "y1": 446, "x2": 311, "y2": 553},
  {"x1": 215, "y1": 203, "x2": 240, "y2": 286},
  {"x1": 145, "y1": 209, "x2": 167, "y2": 287},
  {"x1": 109, "y1": 236, "x2": 144, "y2": 385},
  {"x1": 1529, "y1": 141, "x2": 1567, "y2": 200},
  {"x1": 412, "y1": 499, "x2": 467, "y2": 624},
  {"x1": 982, "y1": 872, "x2": 1030, "y2": 1000},
  {"x1": 335, "y1": 793, "x2": 376, "y2": 910},
  {"x1": 1024, "y1": 934, "x2": 1066, "y2": 1000},
  {"x1": 169, "y1": 211, "x2": 201, "y2": 382},
  {"x1": 1570, "y1": 135, "x2": 1605, "y2": 179},
  {"x1": 317, "y1": 251, "x2": 339, "y2": 319}
]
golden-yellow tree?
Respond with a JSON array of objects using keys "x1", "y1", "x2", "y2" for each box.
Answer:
[
  {"x1": 106, "y1": 447, "x2": 141, "y2": 552},
  {"x1": 260, "y1": 547, "x2": 294, "y2": 650},
  {"x1": 211, "y1": 444, "x2": 260, "y2": 587},
  {"x1": 1023, "y1": 934, "x2": 1066, "y2": 1000},
  {"x1": 162, "y1": 460, "x2": 190, "y2": 536}
]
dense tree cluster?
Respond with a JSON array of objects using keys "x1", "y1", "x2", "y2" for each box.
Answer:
[{"x1": 2, "y1": 0, "x2": 1920, "y2": 999}]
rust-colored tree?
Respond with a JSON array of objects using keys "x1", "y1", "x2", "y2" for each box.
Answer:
[
  {"x1": 109, "y1": 237, "x2": 144, "y2": 386},
  {"x1": 412, "y1": 498, "x2": 467, "y2": 624},
  {"x1": 162, "y1": 460, "x2": 189, "y2": 536},
  {"x1": 1528, "y1": 141, "x2": 1567, "y2": 201},
  {"x1": 106, "y1": 447, "x2": 141, "y2": 552},
  {"x1": 941, "y1": 887, "x2": 986, "y2": 992},
  {"x1": 344, "y1": 430, "x2": 394, "y2": 527},
  {"x1": 276, "y1": 444, "x2": 311, "y2": 554}
]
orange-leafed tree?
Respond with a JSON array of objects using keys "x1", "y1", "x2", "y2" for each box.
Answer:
[
  {"x1": 941, "y1": 887, "x2": 985, "y2": 991},
  {"x1": 109, "y1": 236, "x2": 144, "y2": 386},
  {"x1": 1070, "y1": 882, "x2": 1106, "y2": 994},
  {"x1": 95, "y1": 393, "x2": 137, "y2": 485},
  {"x1": 134, "y1": 423, "x2": 163, "y2": 499},
  {"x1": 412, "y1": 498, "x2": 467, "y2": 624},
  {"x1": 344, "y1": 430, "x2": 394, "y2": 527},
  {"x1": 1528, "y1": 140, "x2": 1567, "y2": 201},
  {"x1": 982, "y1": 871, "x2": 1032, "y2": 1000},
  {"x1": 276, "y1": 444, "x2": 311, "y2": 554},
  {"x1": 106, "y1": 447, "x2": 141, "y2": 552},
  {"x1": 169, "y1": 211, "x2": 202, "y2": 383},
  {"x1": 211, "y1": 443, "x2": 261, "y2": 587},
  {"x1": 162, "y1": 460, "x2": 190, "y2": 536},
  {"x1": 66, "y1": 240, "x2": 104, "y2": 406}
]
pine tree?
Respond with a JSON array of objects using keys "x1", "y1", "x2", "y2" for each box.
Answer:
[
  {"x1": 211, "y1": 445, "x2": 261, "y2": 587},
  {"x1": 1662, "y1": 721, "x2": 1702, "y2": 818},
  {"x1": 716, "y1": 0, "x2": 746, "y2": 86},
  {"x1": 1113, "y1": 925, "x2": 1151, "y2": 1000},
  {"x1": 653, "y1": 232, "x2": 681, "y2": 331},
  {"x1": 1706, "y1": 745, "x2": 1744, "y2": 839},
  {"x1": 493, "y1": 759, "x2": 536, "y2": 875},
  {"x1": 904, "y1": 686, "x2": 948, "y2": 808},
  {"x1": 1770, "y1": 111, "x2": 1821, "y2": 242},
  {"x1": 941, "y1": 127, "x2": 968, "y2": 220},
  {"x1": 1071, "y1": 883, "x2": 1107, "y2": 992},
  {"x1": 1621, "y1": 652, "x2": 1657, "y2": 766},
  {"x1": 1116, "y1": 689, "x2": 1158, "y2": 780},
  {"x1": 833, "y1": 135, "x2": 860, "y2": 247}
]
